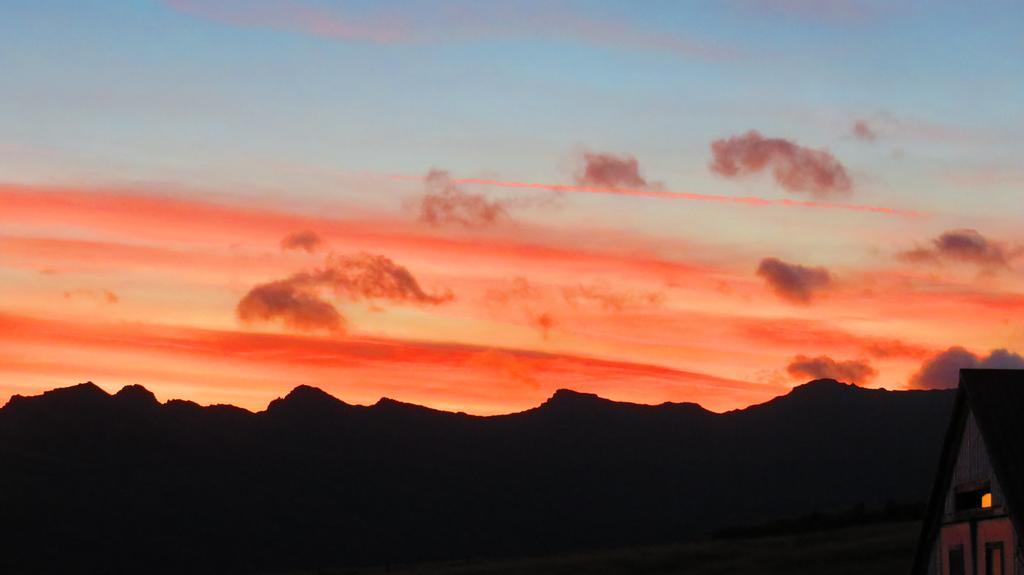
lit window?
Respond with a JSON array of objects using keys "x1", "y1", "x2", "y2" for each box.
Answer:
[{"x1": 982, "y1": 492, "x2": 993, "y2": 508}]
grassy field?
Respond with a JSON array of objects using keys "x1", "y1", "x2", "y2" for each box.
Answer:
[{"x1": 289, "y1": 521, "x2": 921, "y2": 575}]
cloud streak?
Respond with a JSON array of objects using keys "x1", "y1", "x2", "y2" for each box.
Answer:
[
  {"x1": 164, "y1": 0, "x2": 733, "y2": 60},
  {"x1": 710, "y1": 131, "x2": 853, "y2": 197},
  {"x1": 431, "y1": 177, "x2": 918, "y2": 217},
  {"x1": 0, "y1": 310, "x2": 779, "y2": 415},
  {"x1": 165, "y1": 0, "x2": 408, "y2": 44},
  {"x1": 63, "y1": 289, "x2": 120, "y2": 305},
  {"x1": 561, "y1": 282, "x2": 663, "y2": 312}
]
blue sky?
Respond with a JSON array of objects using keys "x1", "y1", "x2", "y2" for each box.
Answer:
[{"x1": 1, "y1": 1, "x2": 1022, "y2": 411}]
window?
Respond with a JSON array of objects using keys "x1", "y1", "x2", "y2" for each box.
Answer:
[
  {"x1": 986, "y1": 542, "x2": 1004, "y2": 575},
  {"x1": 949, "y1": 545, "x2": 965, "y2": 575},
  {"x1": 955, "y1": 481, "x2": 992, "y2": 511}
]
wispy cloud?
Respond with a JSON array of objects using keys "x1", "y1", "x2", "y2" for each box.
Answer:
[
  {"x1": 730, "y1": 0, "x2": 882, "y2": 23},
  {"x1": 63, "y1": 289, "x2": 120, "y2": 305},
  {"x1": 0, "y1": 310, "x2": 778, "y2": 415},
  {"x1": 561, "y1": 282, "x2": 663, "y2": 312},
  {"x1": 164, "y1": 0, "x2": 409, "y2": 44},
  {"x1": 415, "y1": 169, "x2": 510, "y2": 228},
  {"x1": 164, "y1": 0, "x2": 735, "y2": 60}
]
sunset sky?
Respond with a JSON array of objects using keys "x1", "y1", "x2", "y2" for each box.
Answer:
[{"x1": 1, "y1": 1, "x2": 1022, "y2": 414}]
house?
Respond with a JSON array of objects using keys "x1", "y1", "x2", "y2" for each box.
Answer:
[{"x1": 913, "y1": 369, "x2": 1024, "y2": 575}]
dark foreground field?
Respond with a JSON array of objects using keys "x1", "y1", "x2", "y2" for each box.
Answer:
[{"x1": 286, "y1": 521, "x2": 920, "y2": 575}]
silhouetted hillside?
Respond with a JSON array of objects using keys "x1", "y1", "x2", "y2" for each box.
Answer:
[{"x1": 0, "y1": 379, "x2": 954, "y2": 574}]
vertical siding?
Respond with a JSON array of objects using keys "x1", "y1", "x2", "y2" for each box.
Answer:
[{"x1": 943, "y1": 411, "x2": 1004, "y2": 515}]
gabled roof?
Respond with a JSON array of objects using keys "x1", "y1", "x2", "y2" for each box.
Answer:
[{"x1": 912, "y1": 369, "x2": 1024, "y2": 575}]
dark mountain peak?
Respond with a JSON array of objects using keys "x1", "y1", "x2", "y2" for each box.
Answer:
[
  {"x1": 7, "y1": 381, "x2": 109, "y2": 407},
  {"x1": 56, "y1": 381, "x2": 109, "y2": 398},
  {"x1": 789, "y1": 378, "x2": 857, "y2": 396},
  {"x1": 1, "y1": 381, "x2": 111, "y2": 416},
  {"x1": 551, "y1": 388, "x2": 596, "y2": 399},
  {"x1": 371, "y1": 396, "x2": 450, "y2": 417},
  {"x1": 113, "y1": 384, "x2": 159, "y2": 407},
  {"x1": 373, "y1": 396, "x2": 406, "y2": 408},
  {"x1": 734, "y1": 379, "x2": 870, "y2": 416},
  {"x1": 659, "y1": 400, "x2": 715, "y2": 416},
  {"x1": 265, "y1": 385, "x2": 349, "y2": 415}
]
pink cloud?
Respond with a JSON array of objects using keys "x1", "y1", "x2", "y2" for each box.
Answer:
[
  {"x1": 416, "y1": 169, "x2": 510, "y2": 228},
  {"x1": 786, "y1": 354, "x2": 877, "y2": 384},
  {"x1": 909, "y1": 346, "x2": 1024, "y2": 389},
  {"x1": 280, "y1": 230, "x2": 324, "y2": 253},
  {"x1": 710, "y1": 131, "x2": 853, "y2": 198},
  {"x1": 165, "y1": 0, "x2": 734, "y2": 60},
  {"x1": 851, "y1": 120, "x2": 878, "y2": 142},
  {"x1": 731, "y1": 0, "x2": 879, "y2": 23},
  {"x1": 237, "y1": 278, "x2": 345, "y2": 333},
  {"x1": 900, "y1": 229, "x2": 1017, "y2": 269},
  {"x1": 238, "y1": 251, "x2": 453, "y2": 333},
  {"x1": 575, "y1": 152, "x2": 650, "y2": 189},
  {"x1": 756, "y1": 257, "x2": 833, "y2": 304}
]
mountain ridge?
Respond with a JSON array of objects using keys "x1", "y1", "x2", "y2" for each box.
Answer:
[
  {"x1": 0, "y1": 377, "x2": 911, "y2": 418},
  {"x1": 0, "y1": 377, "x2": 956, "y2": 574}
]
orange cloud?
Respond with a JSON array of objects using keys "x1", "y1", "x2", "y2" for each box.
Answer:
[
  {"x1": 561, "y1": 282, "x2": 664, "y2": 312},
  {"x1": 0, "y1": 311, "x2": 782, "y2": 414},
  {"x1": 0, "y1": 183, "x2": 721, "y2": 286},
  {"x1": 63, "y1": 289, "x2": 119, "y2": 304}
]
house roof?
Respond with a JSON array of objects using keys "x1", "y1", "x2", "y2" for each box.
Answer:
[{"x1": 912, "y1": 369, "x2": 1024, "y2": 575}]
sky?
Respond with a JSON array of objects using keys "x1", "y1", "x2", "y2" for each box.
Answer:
[{"x1": 1, "y1": 0, "x2": 1023, "y2": 414}]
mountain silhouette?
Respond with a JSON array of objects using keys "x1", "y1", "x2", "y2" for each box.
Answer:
[{"x1": 0, "y1": 379, "x2": 954, "y2": 574}]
